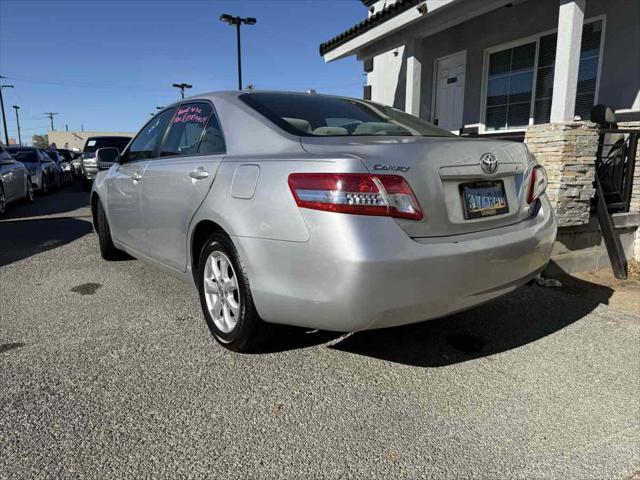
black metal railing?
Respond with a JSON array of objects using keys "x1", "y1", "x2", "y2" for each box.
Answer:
[{"x1": 594, "y1": 128, "x2": 638, "y2": 213}]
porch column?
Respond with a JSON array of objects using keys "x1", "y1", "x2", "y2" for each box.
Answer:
[
  {"x1": 405, "y1": 40, "x2": 422, "y2": 117},
  {"x1": 550, "y1": 0, "x2": 585, "y2": 122}
]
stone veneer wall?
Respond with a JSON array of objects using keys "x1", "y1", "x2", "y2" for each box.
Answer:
[{"x1": 524, "y1": 122, "x2": 599, "y2": 227}]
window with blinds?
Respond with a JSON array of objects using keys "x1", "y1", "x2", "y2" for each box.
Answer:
[{"x1": 485, "y1": 19, "x2": 603, "y2": 131}]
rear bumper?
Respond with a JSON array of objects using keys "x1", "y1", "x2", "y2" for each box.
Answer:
[{"x1": 233, "y1": 197, "x2": 557, "y2": 332}]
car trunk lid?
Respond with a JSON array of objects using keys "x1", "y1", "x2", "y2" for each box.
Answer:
[{"x1": 301, "y1": 136, "x2": 536, "y2": 238}]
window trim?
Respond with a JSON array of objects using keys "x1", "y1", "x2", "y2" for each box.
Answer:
[
  {"x1": 478, "y1": 14, "x2": 606, "y2": 134},
  {"x1": 120, "y1": 107, "x2": 177, "y2": 165},
  {"x1": 155, "y1": 100, "x2": 226, "y2": 161}
]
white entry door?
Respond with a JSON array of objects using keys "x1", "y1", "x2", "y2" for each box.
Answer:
[{"x1": 433, "y1": 51, "x2": 466, "y2": 133}]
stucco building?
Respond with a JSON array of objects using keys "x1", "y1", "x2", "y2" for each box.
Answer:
[
  {"x1": 320, "y1": 0, "x2": 640, "y2": 272},
  {"x1": 46, "y1": 131, "x2": 135, "y2": 151}
]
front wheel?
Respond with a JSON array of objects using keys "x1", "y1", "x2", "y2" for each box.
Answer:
[
  {"x1": 0, "y1": 184, "x2": 6, "y2": 215},
  {"x1": 25, "y1": 178, "x2": 34, "y2": 203},
  {"x1": 41, "y1": 174, "x2": 48, "y2": 194},
  {"x1": 95, "y1": 199, "x2": 124, "y2": 260},
  {"x1": 197, "y1": 233, "x2": 265, "y2": 352}
]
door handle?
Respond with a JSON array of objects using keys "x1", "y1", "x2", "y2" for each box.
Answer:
[
  {"x1": 189, "y1": 168, "x2": 210, "y2": 180},
  {"x1": 131, "y1": 172, "x2": 143, "y2": 181}
]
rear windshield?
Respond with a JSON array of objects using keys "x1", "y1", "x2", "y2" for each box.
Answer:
[
  {"x1": 240, "y1": 92, "x2": 455, "y2": 137},
  {"x1": 6, "y1": 149, "x2": 38, "y2": 163},
  {"x1": 84, "y1": 137, "x2": 131, "y2": 153}
]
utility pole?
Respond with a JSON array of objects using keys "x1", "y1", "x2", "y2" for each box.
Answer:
[
  {"x1": 172, "y1": 83, "x2": 192, "y2": 99},
  {"x1": 43, "y1": 112, "x2": 59, "y2": 131},
  {"x1": 0, "y1": 82, "x2": 14, "y2": 145},
  {"x1": 12, "y1": 105, "x2": 21, "y2": 145},
  {"x1": 219, "y1": 14, "x2": 257, "y2": 90}
]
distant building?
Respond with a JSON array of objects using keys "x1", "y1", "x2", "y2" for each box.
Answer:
[{"x1": 47, "y1": 131, "x2": 135, "y2": 151}]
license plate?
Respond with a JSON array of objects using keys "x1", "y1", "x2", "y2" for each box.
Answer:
[{"x1": 461, "y1": 181, "x2": 509, "y2": 219}]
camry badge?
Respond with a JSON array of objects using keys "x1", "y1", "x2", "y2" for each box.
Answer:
[
  {"x1": 480, "y1": 153, "x2": 498, "y2": 174},
  {"x1": 373, "y1": 164, "x2": 410, "y2": 173}
]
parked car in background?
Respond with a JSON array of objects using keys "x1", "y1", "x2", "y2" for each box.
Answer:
[
  {"x1": 81, "y1": 136, "x2": 131, "y2": 190},
  {"x1": 0, "y1": 145, "x2": 35, "y2": 215},
  {"x1": 46, "y1": 150, "x2": 73, "y2": 184},
  {"x1": 57, "y1": 148, "x2": 82, "y2": 176},
  {"x1": 90, "y1": 91, "x2": 556, "y2": 352},
  {"x1": 6, "y1": 146, "x2": 59, "y2": 194}
]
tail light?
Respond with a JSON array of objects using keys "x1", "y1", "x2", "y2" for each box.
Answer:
[
  {"x1": 527, "y1": 165, "x2": 548, "y2": 203},
  {"x1": 288, "y1": 173, "x2": 423, "y2": 220}
]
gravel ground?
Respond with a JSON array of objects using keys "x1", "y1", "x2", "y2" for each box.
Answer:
[{"x1": 1, "y1": 183, "x2": 639, "y2": 479}]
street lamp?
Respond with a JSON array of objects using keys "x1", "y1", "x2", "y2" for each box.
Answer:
[
  {"x1": 172, "y1": 83, "x2": 192, "y2": 99},
  {"x1": 12, "y1": 105, "x2": 21, "y2": 145},
  {"x1": 219, "y1": 14, "x2": 257, "y2": 90},
  {"x1": 0, "y1": 84, "x2": 14, "y2": 145}
]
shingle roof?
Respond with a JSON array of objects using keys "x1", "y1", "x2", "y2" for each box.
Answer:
[{"x1": 319, "y1": 0, "x2": 421, "y2": 56}]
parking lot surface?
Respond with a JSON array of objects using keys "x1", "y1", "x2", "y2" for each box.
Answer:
[{"x1": 1, "y1": 183, "x2": 639, "y2": 479}]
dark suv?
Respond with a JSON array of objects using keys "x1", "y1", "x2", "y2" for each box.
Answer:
[{"x1": 81, "y1": 136, "x2": 131, "y2": 190}]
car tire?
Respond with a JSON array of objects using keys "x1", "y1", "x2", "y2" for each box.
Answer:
[
  {"x1": 82, "y1": 178, "x2": 92, "y2": 192},
  {"x1": 0, "y1": 183, "x2": 6, "y2": 216},
  {"x1": 197, "y1": 232, "x2": 266, "y2": 352},
  {"x1": 95, "y1": 199, "x2": 123, "y2": 261},
  {"x1": 25, "y1": 178, "x2": 34, "y2": 203},
  {"x1": 41, "y1": 174, "x2": 48, "y2": 194}
]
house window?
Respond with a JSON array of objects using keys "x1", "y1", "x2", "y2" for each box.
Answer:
[
  {"x1": 485, "y1": 19, "x2": 603, "y2": 131},
  {"x1": 486, "y1": 43, "x2": 536, "y2": 131}
]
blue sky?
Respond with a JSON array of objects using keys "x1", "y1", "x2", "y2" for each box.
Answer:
[{"x1": 0, "y1": 0, "x2": 365, "y2": 143}]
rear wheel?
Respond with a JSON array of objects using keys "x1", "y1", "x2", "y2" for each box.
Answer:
[
  {"x1": 95, "y1": 199, "x2": 123, "y2": 260},
  {"x1": 197, "y1": 232, "x2": 265, "y2": 352}
]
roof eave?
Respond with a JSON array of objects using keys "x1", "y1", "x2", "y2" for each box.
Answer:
[{"x1": 323, "y1": 2, "x2": 431, "y2": 62}]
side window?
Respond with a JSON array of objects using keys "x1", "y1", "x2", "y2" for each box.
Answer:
[
  {"x1": 160, "y1": 102, "x2": 214, "y2": 157},
  {"x1": 126, "y1": 108, "x2": 175, "y2": 162},
  {"x1": 198, "y1": 111, "x2": 226, "y2": 155}
]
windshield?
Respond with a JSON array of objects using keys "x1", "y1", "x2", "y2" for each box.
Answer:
[
  {"x1": 240, "y1": 92, "x2": 455, "y2": 137},
  {"x1": 6, "y1": 149, "x2": 38, "y2": 163},
  {"x1": 83, "y1": 137, "x2": 131, "y2": 153}
]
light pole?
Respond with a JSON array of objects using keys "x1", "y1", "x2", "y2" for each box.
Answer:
[
  {"x1": 172, "y1": 83, "x2": 192, "y2": 99},
  {"x1": 0, "y1": 84, "x2": 14, "y2": 145},
  {"x1": 219, "y1": 14, "x2": 256, "y2": 90},
  {"x1": 12, "y1": 105, "x2": 21, "y2": 145}
]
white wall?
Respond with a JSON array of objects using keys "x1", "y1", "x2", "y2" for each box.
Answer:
[{"x1": 367, "y1": 45, "x2": 406, "y2": 107}]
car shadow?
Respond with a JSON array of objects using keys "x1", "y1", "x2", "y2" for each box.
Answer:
[
  {"x1": 328, "y1": 273, "x2": 613, "y2": 367},
  {"x1": 256, "y1": 270, "x2": 613, "y2": 363},
  {"x1": 0, "y1": 178, "x2": 89, "y2": 221},
  {"x1": 0, "y1": 217, "x2": 93, "y2": 268}
]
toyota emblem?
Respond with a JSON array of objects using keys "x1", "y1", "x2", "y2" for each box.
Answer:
[{"x1": 480, "y1": 153, "x2": 498, "y2": 174}]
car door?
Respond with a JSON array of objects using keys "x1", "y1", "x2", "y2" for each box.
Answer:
[
  {"x1": 105, "y1": 108, "x2": 175, "y2": 252},
  {"x1": 141, "y1": 101, "x2": 226, "y2": 271}
]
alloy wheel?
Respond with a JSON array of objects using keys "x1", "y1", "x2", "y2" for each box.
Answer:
[
  {"x1": 26, "y1": 181, "x2": 34, "y2": 202},
  {"x1": 203, "y1": 250, "x2": 241, "y2": 334}
]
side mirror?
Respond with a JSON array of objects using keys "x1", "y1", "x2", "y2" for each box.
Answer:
[{"x1": 96, "y1": 147, "x2": 121, "y2": 170}]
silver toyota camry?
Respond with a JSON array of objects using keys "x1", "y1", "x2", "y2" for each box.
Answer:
[{"x1": 91, "y1": 91, "x2": 557, "y2": 351}]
